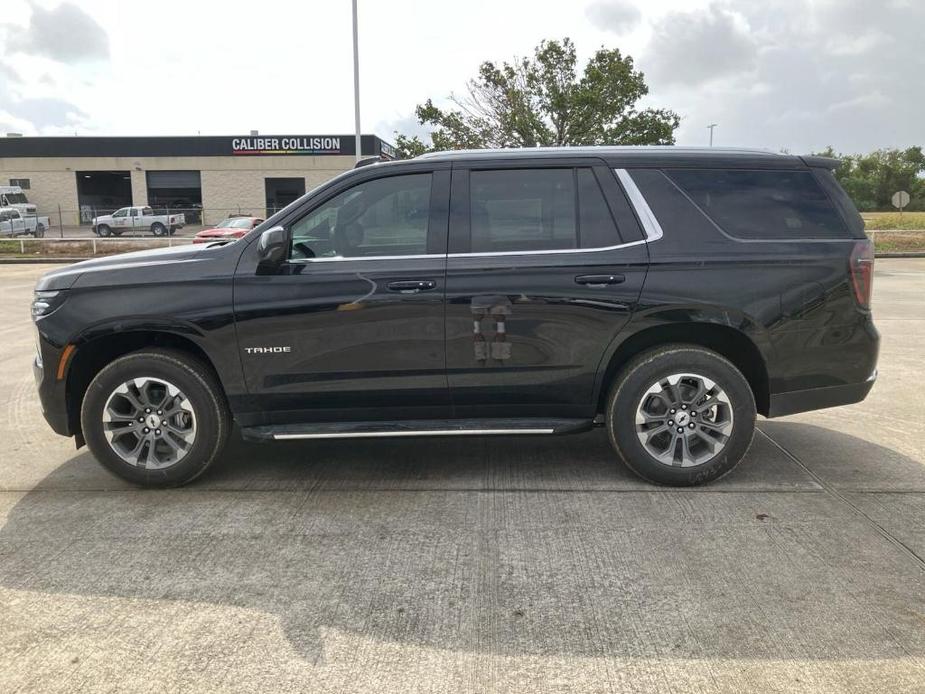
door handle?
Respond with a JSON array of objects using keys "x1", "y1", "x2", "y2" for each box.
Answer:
[
  {"x1": 387, "y1": 280, "x2": 437, "y2": 293},
  {"x1": 575, "y1": 274, "x2": 625, "y2": 286}
]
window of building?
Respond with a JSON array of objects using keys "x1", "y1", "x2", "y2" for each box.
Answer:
[
  {"x1": 469, "y1": 169, "x2": 576, "y2": 253},
  {"x1": 289, "y1": 173, "x2": 432, "y2": 260},
  {"x1": 665, "y1": 169, "x2": 849, "y2": 239},
  {"x1": 9, "y1": 178, "x2": 30, "y2": 189}
]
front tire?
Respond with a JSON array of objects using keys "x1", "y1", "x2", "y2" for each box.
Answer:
[
  {"x1": 80, "y1": 349, "x2": 230, "y2": 487},
  {"x1": 606, "y1": 344, "x2": 756, "y2": 486},
  {"x1": 96, "y1": 224, "x2": 112, "y2": 237}
]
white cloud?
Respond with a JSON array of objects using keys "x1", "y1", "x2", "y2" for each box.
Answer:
[
  {"x1": 7, "y1": 2, "x2": 109, "y2": 62},
  {"x1": 644, "y1": 4, "x2": 757, "y2": 86},
  {"x1": 585, "y1": 0, "x2": 641, "y2": 34}
]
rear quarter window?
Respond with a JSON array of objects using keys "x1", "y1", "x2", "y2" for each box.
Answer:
[{"x1": 665, "y1": 169, "x2": 851, "y2": 240}]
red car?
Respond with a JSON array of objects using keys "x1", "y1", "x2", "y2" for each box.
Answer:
[{"x1": 193, "y1": 216, "x2": 263, "y2": 244}]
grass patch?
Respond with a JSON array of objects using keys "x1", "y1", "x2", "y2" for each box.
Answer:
[
  {"x1": 861, "y1": 211, "x2": 925, "y2": 230},
  {"x1": 869, "y1": 230, "x2": 925, "y2": 253}
]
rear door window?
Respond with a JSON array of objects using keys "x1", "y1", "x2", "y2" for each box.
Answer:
[
  {"x1": 469, "y1": 169, "x2": 576, "y2": 253},
  {"x1": 665, "y1": 169, "x2": 850, "y2": 239}
]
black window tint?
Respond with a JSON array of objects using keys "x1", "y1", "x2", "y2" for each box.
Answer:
[
  {"x1": 469, "y1": 169, "x2": 575, "y2": 253},
  {"x1": 666, "y1": 169, "x2": 849, "y2": 239},
  {"x1": 289, "y1": 173, "x2": 432, "y2": 259},
  {"x1": 577, "y1": 168, "x2": 620, "y2": 248}
]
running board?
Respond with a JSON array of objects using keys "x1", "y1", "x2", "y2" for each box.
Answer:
[{"x1": 241, "y1": 418, "x2": 593, "y2": 442}]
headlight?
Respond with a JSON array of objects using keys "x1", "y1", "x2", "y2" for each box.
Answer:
[{"x1": 32, "y1": 290, "x2": 64, "y2": 319}]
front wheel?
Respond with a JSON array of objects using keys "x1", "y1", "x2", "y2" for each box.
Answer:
[
  {"x1": 606, "y1": 345, "x2": 756, "y2": 486},
  {"x1": 96, "y1": 224, "x2": 112, "y2": 237},
  {"x1": 80, "y1": 349, "x2": 231, "y2": 487}
]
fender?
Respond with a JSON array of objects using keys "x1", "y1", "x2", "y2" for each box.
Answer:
[{"x1": 591, "y1": 304, "x2": 775, "y2": 413}]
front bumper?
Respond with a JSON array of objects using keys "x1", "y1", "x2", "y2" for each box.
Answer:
[
  {"x1": 767, "y1": 370, "x2": 877, "y2": 418},
  {"x1": 33, "y1": 347, "x2": 73, "y2": 437}
]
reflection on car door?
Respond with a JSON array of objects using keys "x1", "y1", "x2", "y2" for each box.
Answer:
[
  {"x1": 444, "y1": 162, "x2": 648, "y2": 419},
  {"x1": 232, "y1": 163, "x2": 452, "y2": 426}
]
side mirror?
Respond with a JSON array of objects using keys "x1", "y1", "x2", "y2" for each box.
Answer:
[{"x1": 257, "y1": 225, "x2": 288, "y2": 268}]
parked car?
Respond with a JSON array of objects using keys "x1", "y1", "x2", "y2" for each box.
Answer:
[
  {"x1": 0, "y1": 206, "x2": 47, "y2": 237},
  {"x1": 0, "y1": 186, "x2": 50, "y2": 235},
  {"x1": 193, "y1": 216, "x2": 264, "y2": 244},
  {"x1": 92, "y1": 206, "x2": 185, "y2": 237},
  {"x1": 32, "y1": 147, "x2": 878, "y2": 488}
]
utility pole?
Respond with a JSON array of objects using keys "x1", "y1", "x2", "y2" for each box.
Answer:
[
  {"x1": 707, "y1": 123, "x2": 717, "y2": 147},
  {"x1": 352, "y1": 0, "x2": 362, "y2": 162}
]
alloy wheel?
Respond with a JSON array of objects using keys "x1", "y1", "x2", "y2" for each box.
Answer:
[
  {"x1": 102, "y1": 377, "x2": 197, "y2": 469},
  {"x1": 634, "y1": 372, "x2": 734, "y2": 467}
]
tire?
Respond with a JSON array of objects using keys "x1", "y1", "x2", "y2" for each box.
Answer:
[
  {"x1": 606, "y1": 344, "x2": 756, "y2": 486},
  {"x1": 80, "y1": 349, "x2": 231, "y2": 487},
  {"x1": 34, "y1": 223, "x2": 45, "y2": 238},
  {"x1": 97, "y1": 224, "x2": 112, "y2": 237},
  {"x1": 151, "y1": 222, "x2": 167, "y2": 236}
]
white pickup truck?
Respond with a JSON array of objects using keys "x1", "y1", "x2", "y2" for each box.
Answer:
[
  {"x1": 92, "y1": 206, "x2": 186, "y2": 237},
  {"x1": 0, "y1": 186, "x2": 50, "y2": 235},
  {"x1": 0, "y1": 207, "x2": 47, "y2": 237}
]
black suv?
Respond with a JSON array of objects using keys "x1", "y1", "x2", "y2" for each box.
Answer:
[{"x1": 32, "y1": 147, "x2": 878, "y2": 487}]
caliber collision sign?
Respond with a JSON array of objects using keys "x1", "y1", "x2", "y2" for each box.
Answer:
[{"x1": 231, "y1": 136, "x2": 343, "y2": 155}]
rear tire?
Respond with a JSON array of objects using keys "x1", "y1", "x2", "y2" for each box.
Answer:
[
  {"x1": 34, "y1": 223, "x2": 45, "y2": 238},
  {"x1": 606, "y1": 344, "x2": 756, "y2": 486},
  {"x1": 151, "y1": 222, "x2": 167, "y2": 236},
  {"x1": 80, "y1": 349, "x2": 230, "y2": 487}
]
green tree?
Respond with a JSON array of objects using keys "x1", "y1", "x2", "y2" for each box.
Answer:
[
  {"x1": 817, "y1": 146, "x2": 925, "y2": 211},
  {"x1": 396, "y1": 38, "x2": 679, "y2": 155}
]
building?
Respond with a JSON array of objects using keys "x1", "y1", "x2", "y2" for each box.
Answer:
[{"x1": 0, "y1": 134, "x2": 396, "y2": 225}]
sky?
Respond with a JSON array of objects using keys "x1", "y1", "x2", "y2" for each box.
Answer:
[{"x1": 0, "y1": 0, "x2": 922, "y2": 154}]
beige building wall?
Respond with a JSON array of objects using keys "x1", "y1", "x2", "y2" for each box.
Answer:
[
  {"x1": 0, "y1": 169, "x2": 79, "y2": 225},
  {"x1": 0, "y1": 154, "x2": 356, "y2": 226}
]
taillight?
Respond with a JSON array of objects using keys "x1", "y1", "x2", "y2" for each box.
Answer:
[{"x1": 849, "y1": 239, "x2": 874, "y2": 309}]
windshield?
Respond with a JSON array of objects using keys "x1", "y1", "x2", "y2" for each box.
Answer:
[
  {"x1": 217, "y1": 218, "x2": 254, "y2": 229},
  {"x1": 3, "y1": 193, "x2": 28, "y2": 204}
]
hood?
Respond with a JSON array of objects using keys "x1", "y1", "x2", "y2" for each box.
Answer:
[{"x1": 35, "y1": 243, "x2": 221, "y2": 291}]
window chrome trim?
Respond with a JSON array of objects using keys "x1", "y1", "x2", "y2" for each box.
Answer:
[
  {"x1": 446, "y1": 239, "x2": 647, "y2": 259},
  {"x1": 291, "y1": 168, "x2": 662, "y2": 262},
  {"x1": 295, "y1": 253, "x2": 443, "y2": 263},
  {"x1": 614, "y1": 168, "x2": 664, "y2": 242}
]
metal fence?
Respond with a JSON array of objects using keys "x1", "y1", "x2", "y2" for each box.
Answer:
[{"x1": 0, "y1": 207, "x2": 270, "y2": 240}]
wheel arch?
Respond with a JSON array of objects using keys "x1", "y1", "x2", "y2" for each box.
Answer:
[
  {"x1": 65, "y1": 329, "x2": 225, "y2": 439},
  {"x1": 595, "y1": 321, "x2": 771, "y2": 417}
]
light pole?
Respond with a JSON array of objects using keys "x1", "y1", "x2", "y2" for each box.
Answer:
[
  {"x1": 707, "y1": 123, "x2": 717, "y2": 147},
  {"x1": 352, "y1": 0, "x2": 361, "y2": 162}
]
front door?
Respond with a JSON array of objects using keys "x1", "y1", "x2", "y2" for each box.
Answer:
[
  {"x1": 234, "y1": 165, "x2": 451, "y2": 426},
  {"x1": 444, "y1": 162, "x2": 648, "y2": 419}
]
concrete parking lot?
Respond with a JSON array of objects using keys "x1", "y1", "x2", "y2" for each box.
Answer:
[{"x1": 0, "y1": 260, "x2": 922, "y2": 693}]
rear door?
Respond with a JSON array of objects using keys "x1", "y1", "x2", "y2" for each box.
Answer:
[
  {"x1": 233, "y1": 163, "x2": 452, "y2": 425},
  {"x1": 445, "y1": 159, "x2": 649, "y2": 418}
]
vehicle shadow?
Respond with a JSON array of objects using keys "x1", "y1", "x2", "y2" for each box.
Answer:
[{"x1": 1, "y1": 424, "x2": 923, "y2": 665}]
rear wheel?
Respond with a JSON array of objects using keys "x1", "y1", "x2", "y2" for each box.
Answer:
[
  {"x1": 80, "y1": 349, "x2": 230, "y2": 487},
  {"x1": 34, "y1": 223, "x2": 45, "y2": 238},
  {"x1": 151, "y1": 222, "x2": 168, "y2": 236},
  {"x1": 606, "y1": 345, "x2": 756, "y2": 486}
]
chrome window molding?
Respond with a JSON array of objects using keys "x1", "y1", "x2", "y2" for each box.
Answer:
[
  {"x1": 614, "y1": 169, "x2": 664, "y2": 242},
  {"x1": 293, "y1": 253, "x2": 444, "y2": 263},
  {"x1": 446, "y1": 239, "x2": 647, "y2": 259},
  {"x1": 290, "y1": 168, "x2": 663, "y2": 262}
]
